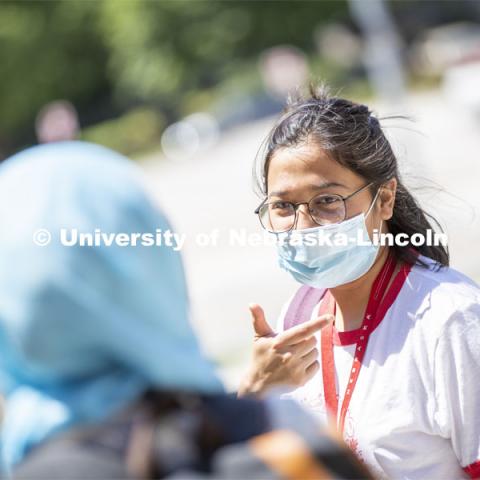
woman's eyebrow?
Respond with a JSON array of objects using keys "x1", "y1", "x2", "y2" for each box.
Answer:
[
  {"x1": 269, "y1": 181, "x2": 346, "y2": 197},
  {"x1": 311, "y1": 181, "x2": 346, "y2": 190}
]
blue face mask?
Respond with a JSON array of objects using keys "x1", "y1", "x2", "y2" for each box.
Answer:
[{"x1": 276, "y1": 190, "x2": 382, "y2": 289}]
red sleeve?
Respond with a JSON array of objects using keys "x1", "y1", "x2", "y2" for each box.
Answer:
[{"x1": 464, "y1": 460, "x2": 480, "y2": 479}]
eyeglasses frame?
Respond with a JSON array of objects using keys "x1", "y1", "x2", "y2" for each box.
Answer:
[{"x1": 254, "y1": 182, "x2": 375, "y2": 233}]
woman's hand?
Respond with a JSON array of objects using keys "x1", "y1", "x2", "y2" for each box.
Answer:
[{"x1": 238, "y1": 304, "x2": 333, "y2": 397}]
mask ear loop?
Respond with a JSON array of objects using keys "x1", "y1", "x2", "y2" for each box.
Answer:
[
  {"x1": 365, "y1": 187, "x2": 383, "y2": 239},
  {"x1": 365, "y1": 187, "x2": 381, "y2": 218}
]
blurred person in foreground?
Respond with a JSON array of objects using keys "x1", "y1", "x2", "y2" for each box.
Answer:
[{"x1": 0, "y1": 142, "x2": 371, "y2": 479}]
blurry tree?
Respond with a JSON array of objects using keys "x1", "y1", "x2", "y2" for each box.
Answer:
[
  {"x1": 0, "y1": 1, "x2": 109, "y2": 154},
  {"x1": 96, "y1": 1, "x2": 348, "y2": 109},
  {"x1": 0, "y1": 0, "x2": 349, "y2": 156},
  {"x1": 81, "y1": 106, "x2": 166, "y2": 156}
]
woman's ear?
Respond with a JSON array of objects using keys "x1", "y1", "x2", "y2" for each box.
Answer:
[{"x1": 378, "y1": 178, "x2": 397, "y2": 220}]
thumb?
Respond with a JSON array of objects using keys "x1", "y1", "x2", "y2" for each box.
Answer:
[{"x1": 249, "y1": 303, "x2": 274, "y2": 337}]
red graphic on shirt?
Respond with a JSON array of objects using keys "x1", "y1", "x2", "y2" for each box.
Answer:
[{"x1": 344, "y1": 410, "x2": 365, "y2": 464}]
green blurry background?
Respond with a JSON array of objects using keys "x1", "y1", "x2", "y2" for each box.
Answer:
[
  {"x1": 1, "y1": 0, "x2": 342, "y2": 156},
  {"x1": 2, "y1": 0, "x2": 479, "y2": 158}
]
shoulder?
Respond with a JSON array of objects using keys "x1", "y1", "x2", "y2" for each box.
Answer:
[
  {"x1": 408, "y1": 255, "x2": 479, "y2": 296},
  {"x1": 276, "y1": 287, "x2": 327, "y2": 333},
  {"x1": 401, "y1": 254, "x2": 480, "y2": 338},
  {"x1": 204, "y1": 392, "x2": 322, "y2": 442}
]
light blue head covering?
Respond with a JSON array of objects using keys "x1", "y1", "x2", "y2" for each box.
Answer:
[{"x1": 0, "y1": 141, "x2": 223, "y2": 471}]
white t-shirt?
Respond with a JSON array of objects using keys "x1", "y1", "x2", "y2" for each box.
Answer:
[{"x1": 277, "y1": 256, "x2": 480, "y2": 480}]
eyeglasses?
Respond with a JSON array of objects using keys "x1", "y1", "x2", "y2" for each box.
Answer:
[{"x1": 254, "y1": 182, "x2": 374, "y2": 233}]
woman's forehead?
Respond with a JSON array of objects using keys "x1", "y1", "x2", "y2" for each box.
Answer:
[{"x1": 267, "y1": 144, "x2": 363, "y2": 192}]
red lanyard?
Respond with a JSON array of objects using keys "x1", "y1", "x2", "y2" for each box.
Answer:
[{"x1": 320, "y1": 252, "x2": 397, "y2": 434}]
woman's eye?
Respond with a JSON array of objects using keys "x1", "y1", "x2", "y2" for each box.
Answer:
[
  {"x1": 315, "y1": 196, "x2": 340, "y2": 205},
  {"x1": 271, "y1": 201, "x2": 291, "y2": 210}
]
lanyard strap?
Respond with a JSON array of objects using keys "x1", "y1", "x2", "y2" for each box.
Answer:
[{"x1": 320, "y1": 251, "x2": 397, "y2": 434}]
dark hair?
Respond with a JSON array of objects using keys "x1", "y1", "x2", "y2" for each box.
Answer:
[{"x1": 254, "y1": 85, "x2": 449, "y2": 269}]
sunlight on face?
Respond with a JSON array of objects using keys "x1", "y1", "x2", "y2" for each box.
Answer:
[{"x1": 267, "y1": 143, "x2": 381, "y2": 234}]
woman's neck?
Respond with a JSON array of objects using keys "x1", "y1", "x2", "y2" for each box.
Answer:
[{"x1": 329, "y1": 246, "x2": 390, "y2": 332}]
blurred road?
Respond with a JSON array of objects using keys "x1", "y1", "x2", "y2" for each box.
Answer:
[{"x1": 139, "y1": 89, "x2": 480, "y2": 390}]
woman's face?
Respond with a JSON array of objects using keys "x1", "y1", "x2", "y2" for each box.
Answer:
[{"x1": 266, "y1": 143, "x2": 395, "y2": 236}]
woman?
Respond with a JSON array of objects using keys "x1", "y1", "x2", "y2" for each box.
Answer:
[
  {"x1": 239, "y1": 86, "x2": 480, "y2": 479},
  {"x1": 0, "y1": 142, "x2": 369, "y2": 479}
]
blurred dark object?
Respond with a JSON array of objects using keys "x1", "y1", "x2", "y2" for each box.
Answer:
[
  {"x1": 11, "y1": 391, "x2": 373, "y2": 480},
  {"x1": 391, "y1": 0, "x2": 480, "y2": 43}
]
